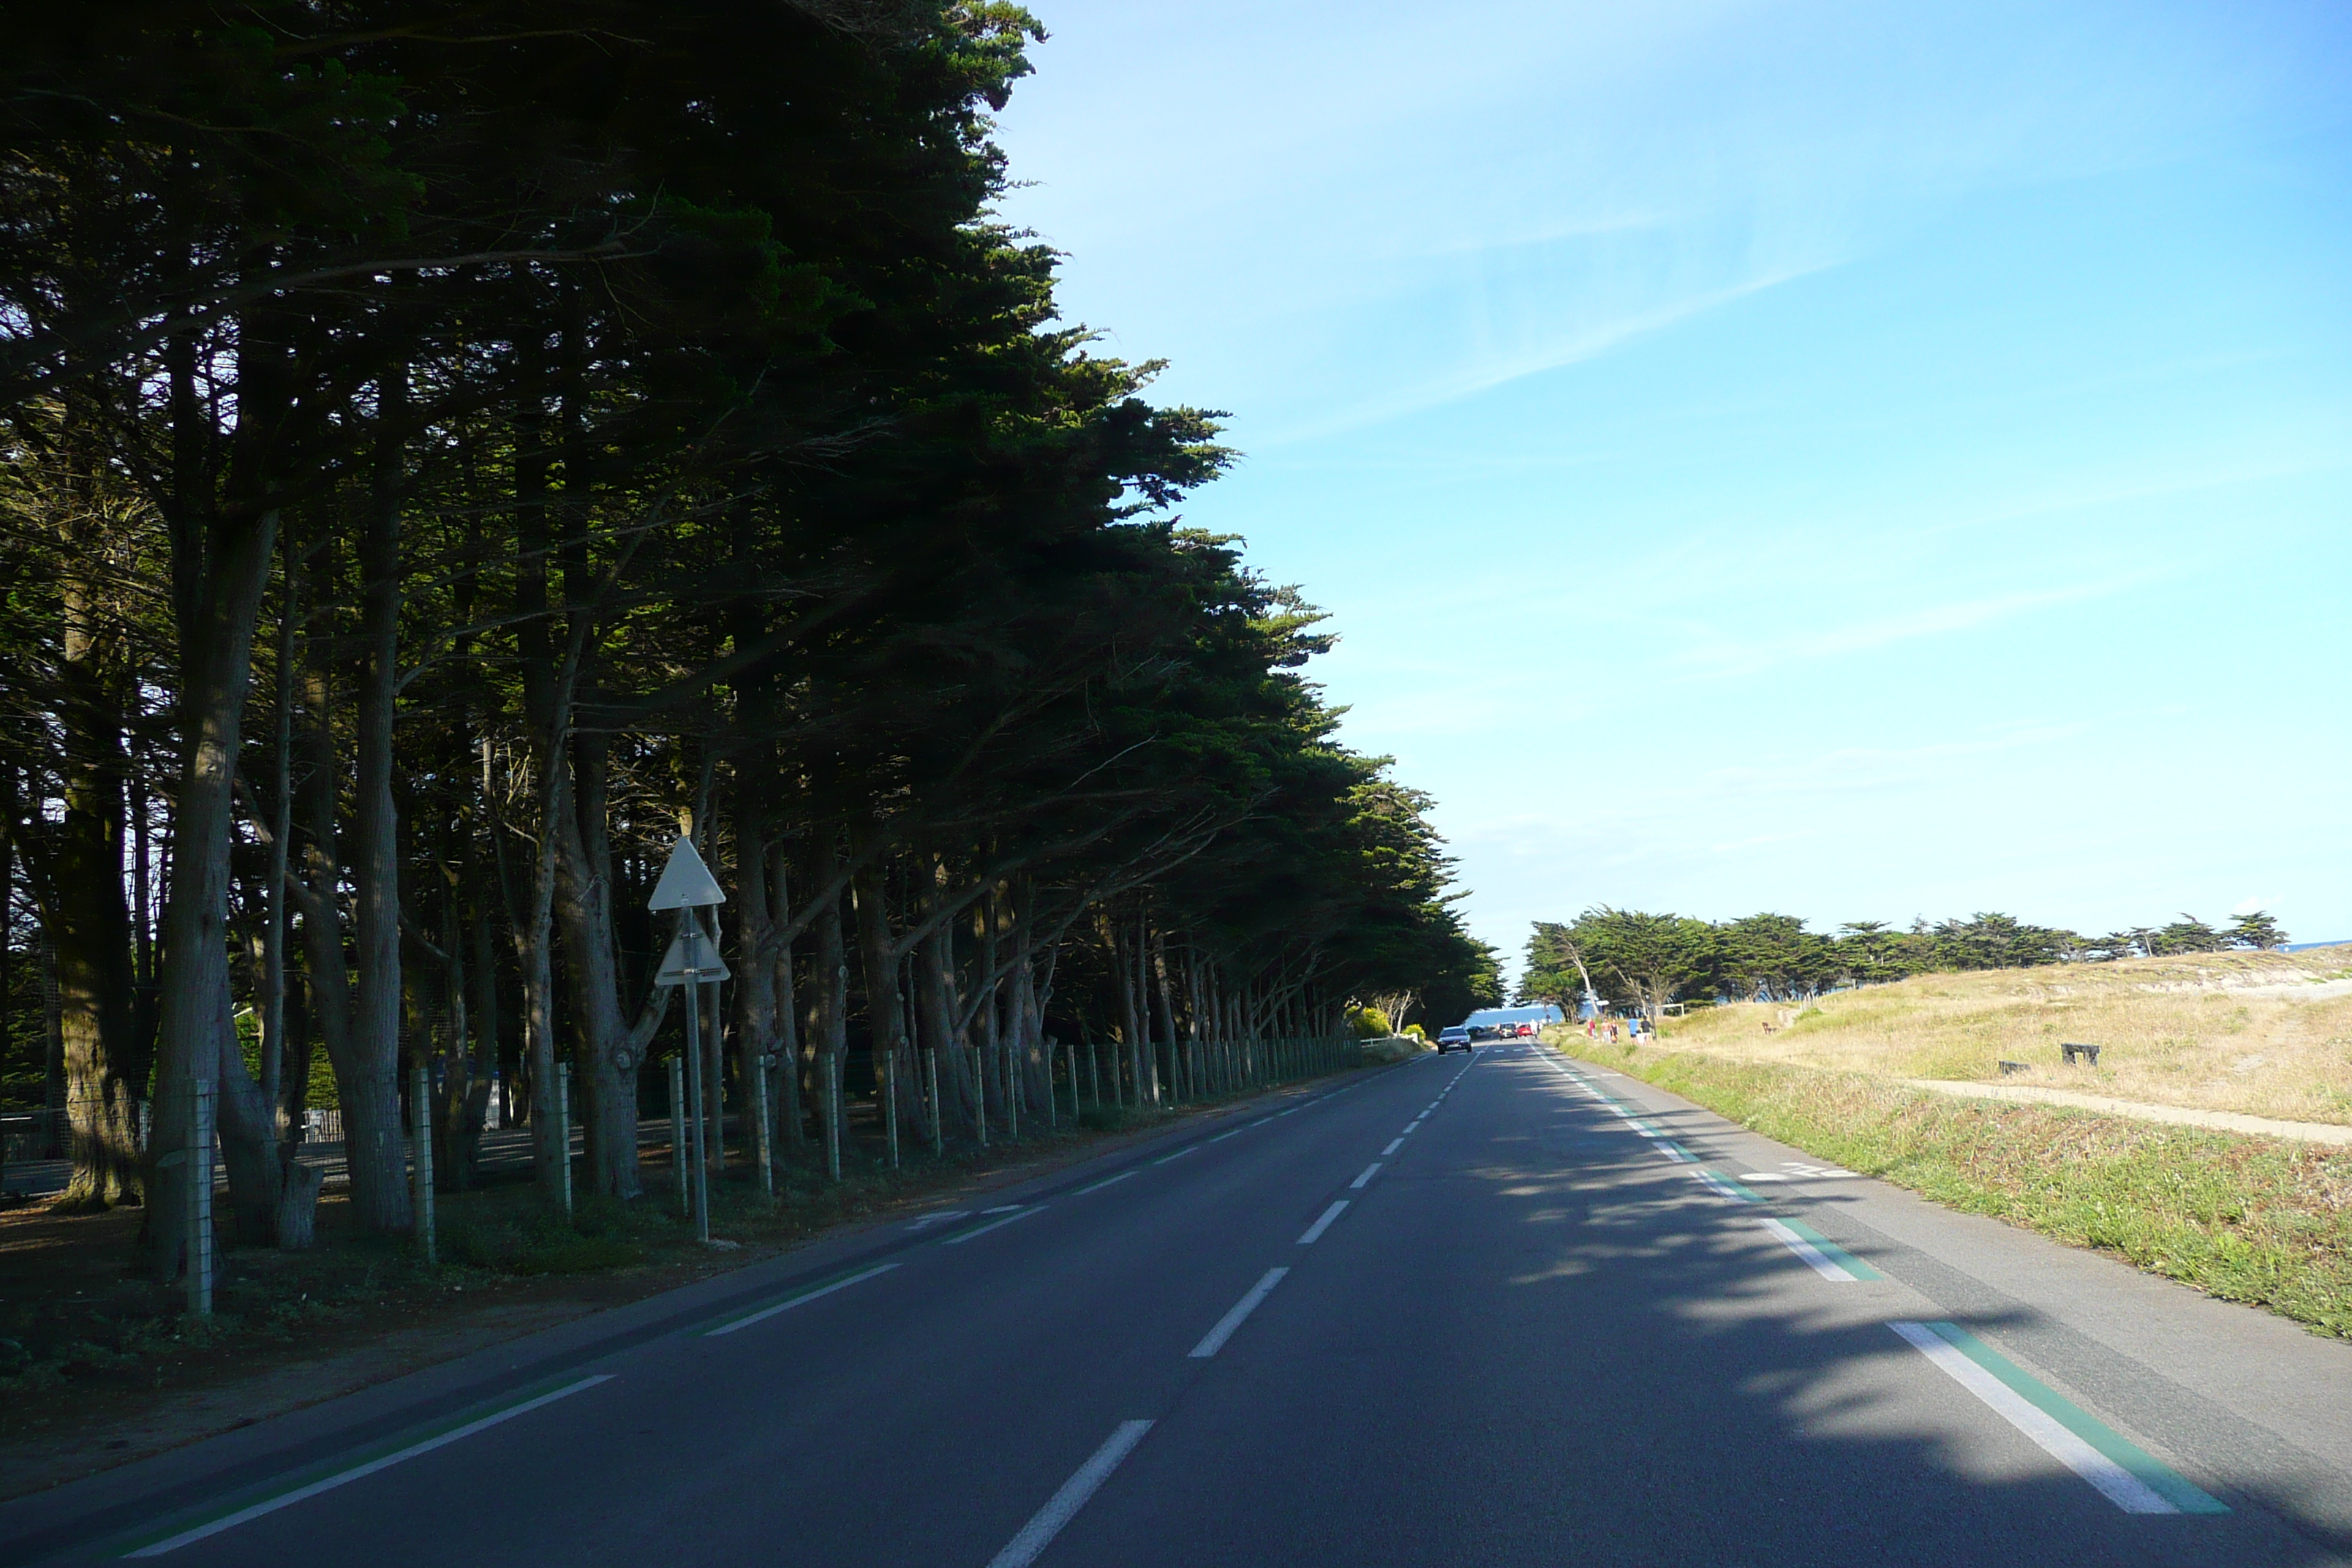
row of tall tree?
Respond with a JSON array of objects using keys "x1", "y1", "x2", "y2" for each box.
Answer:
[
  {"x1": 0, "y1": 1, "x2": 1496, "y2": 1284},
  {"x1": 1520, "y1": 908, "x2": 2291, "y2": 1019}
]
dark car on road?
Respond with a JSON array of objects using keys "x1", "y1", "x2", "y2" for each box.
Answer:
[{"x1": 1436, "y1": 1025, "x2": 1474, "y2": 1054}]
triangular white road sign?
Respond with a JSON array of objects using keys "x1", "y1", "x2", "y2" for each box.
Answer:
[
  {"x1": 648, "y1": 835, "x2": 726, "y2": 911},
  {"x1": 654, "y1": 917, "x2": 730, "y2": 986}
]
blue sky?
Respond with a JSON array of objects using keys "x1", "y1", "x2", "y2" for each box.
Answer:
[{"x1": 990, "y1": 0, "x2": 2352, "y2": 979}]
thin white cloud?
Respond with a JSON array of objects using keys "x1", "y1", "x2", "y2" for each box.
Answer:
[
  {"x1": 1664, "y1": 573, "x2": 2160, "y2": 681},
  {"x1": 1262, "y1": 264, "x2": 1839, "y2": 448}
]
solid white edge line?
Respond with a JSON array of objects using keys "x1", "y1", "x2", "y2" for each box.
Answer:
[
  {"x1": 1075, "y1": 1169, "x2": 1137, "y2": 1196},
  {"x1": 1189, "y1": 1267, "x2": 1290, "y2": 1357},
  {"x1": 1382, "y1": 1138, "x2": 1404, "y2": 1156},
  {"x1": 706, "y1": 1262, "x2": 902, "y2": 1335},
  {"x1": 1757, "y1": 1219, "x2": 1854, "y2": 1283},
  {"x1": 1887, "y1": 1322, "x2": 2177, "y2": 1514},
  {"x1": 1349, "y1": 1161, "x2": 1382, "y2": 1190},
  {"x1": 985, "y1": 1419, "x2": 1156, "y2": 1568},
  {"x1": 944, "y1": 1205, "x2": 1046, "y2": 1245},
  {"x1": 1297, "y1": 1199, "x2": 1349, "y2": 1245},
  {"x1": 126, "y1": 1376, "x2": 617, "y2": 1556},
  {"x1": 1695, "y1": 1170, "x2": 1747, "y2": 1202}
]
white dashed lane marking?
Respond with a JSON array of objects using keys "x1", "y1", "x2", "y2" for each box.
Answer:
[{"x1": 1190, "y1": 1267, "x2": 1290, "y2": 1358}]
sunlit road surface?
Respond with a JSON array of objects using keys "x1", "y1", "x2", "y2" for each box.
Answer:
[{"x1": 8, "y1": 1044, "x2": 2351, "y2": 1567}]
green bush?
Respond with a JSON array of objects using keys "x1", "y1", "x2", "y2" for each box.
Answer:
[
  {"x1": 510, "y1": 1236, "x2": 643, "y2": 1275},
  {"x1": 1351, "y1": 1006, "x2": 1391, "y2": 1039},
  {"x1": 443, "y1": 1200, "x2": 645, "y2": 1275}
]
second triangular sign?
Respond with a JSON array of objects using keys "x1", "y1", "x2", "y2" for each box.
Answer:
[{"x1": 655, "y1": 920, "x2": 731, "y2": 985}]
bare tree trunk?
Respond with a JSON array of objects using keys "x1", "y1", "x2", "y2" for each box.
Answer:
[
  {"x1": 39, "y1": 933, "x2": 64, "y2": 1157},
  {"x1": 1010, "y1": 904, "x2": 1048, "y2": 1115},
  {"x1": 813, "y1": 847, "x2": 849, "y2": 1156},
  {"x1": 345, "y1": 388, "x2": 412, "y2": 1232},
  {"x1": 975, "y1": 892, "x2": 1002, "y2": 1121},
  {"x1": 257, "y1": 541, "x2": 296, "y2": 1145},
  {"x1": 771, "y1": 841, "x2": 803, "y2": 1147},
  {"x1": 733, "y1": 772, "x2": 777, "y2": 1166},
  {"x1": 147, "y1": 498, "x2": 282, "y2": 1279},
  {"x1": 286, "y1": 540, "x2": 406, "y2": 1235},
  {"x1": 37, "y1": 538, "x2": 148, "y2": 1210},
  {"x1": 456, "y1": 870, "x2": 503, "y2": 1175},
  {"x1": 855, "y1": 858, "x2": 917, "y2": 1126},
  {"x1": 516, "y1": 764, "x2": 563, "y2": 1191},
  {"x1": 550, "y1": 735, "x2": 647, "y2": 1201},
  {"x1": 917, "y1": 915, "x2": 973, "y2": 1136},
  {"x1": 1150, "y1": 922, "x2": 1180, "y2": 1106},
  {"x1": 1113, "y1": 911, "x2": 1143, "y2": 1107},
  {"x1": 213, "y1": 1018, "x2": 284, "y2": 1243}
]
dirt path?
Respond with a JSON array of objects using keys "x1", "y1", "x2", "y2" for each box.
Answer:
[{"x1": 1899, "y1": 1077, "x2": 2352, "y2": 1145}]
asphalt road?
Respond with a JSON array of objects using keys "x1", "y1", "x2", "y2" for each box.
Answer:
[{"x1": 8, "y1": 1043, "x2": 2352, "y2": 1567}]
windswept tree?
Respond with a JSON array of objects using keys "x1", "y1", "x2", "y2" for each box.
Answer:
[{"x1": 0, "y1": 0, "x2": 1493, "y2": 1298}]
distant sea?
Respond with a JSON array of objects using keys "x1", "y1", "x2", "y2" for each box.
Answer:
[{"x1": 2284, "y1": 941, "x2": 2348, "y2": 952}]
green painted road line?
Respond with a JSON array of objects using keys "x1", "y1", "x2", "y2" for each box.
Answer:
[
  {"x1": 1916, "y1": 1322, "x2": 2228, "y2": 1515},
  {"x1": 118, "y1": 1373, "x2": 615, "y2": 1556},
  {"x1": 702, "y1": 1261, "x2": 900, "y2": 1336},
  {"x1": 1779, "y1": 1217, "x2": 1882, "y2": 1280}
]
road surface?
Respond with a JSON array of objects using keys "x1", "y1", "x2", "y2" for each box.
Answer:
[{"x1": 6, "y1": 1043, "x2": 2350, "y2": 1566}]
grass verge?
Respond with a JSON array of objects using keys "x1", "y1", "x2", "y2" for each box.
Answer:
[{"x1": 1590, "y1": 1042, "x2": 2352, "y2": 1339}]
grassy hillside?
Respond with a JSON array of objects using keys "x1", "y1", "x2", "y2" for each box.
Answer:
[{"x1": 1646, "y1": 945, "x2": 2352, "y2": 1126}]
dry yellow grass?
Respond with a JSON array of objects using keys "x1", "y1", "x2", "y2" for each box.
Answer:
[{"x1": 1649, "y1": 944, "x2": 2352, "y2": 1126}]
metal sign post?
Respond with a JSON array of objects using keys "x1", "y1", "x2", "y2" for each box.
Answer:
[
  {"x1": 753, "y1": 1052, "x2": 774, "y2": 1197},
  {"x1": 669, "y1": 1055, "x2": 689, "y2": 1216},
  {"x1": 412, "y1": 1066, "x2": 437, "y2": 1265},
  {"x1": 682, "y1": 936, "x2": 709, "y2": 1242},
  {"x1": 651, "y1": 835, "x2": 729, "y2": 1244},
  {"x1": 187, "y1": 1082, "x2": 214, "y2": 1317},
  {"x1": 556, "y1": 1064, "x2": 573, "y2": 1219}
]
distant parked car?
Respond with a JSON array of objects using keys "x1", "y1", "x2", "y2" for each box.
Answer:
[
  {"x1": 1515, "y1": 1022, "x2": 1537, "y2": 1039},
  {"x1": 1436, "y1": 1026, "x2": 1474, "y2": 1054}
]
